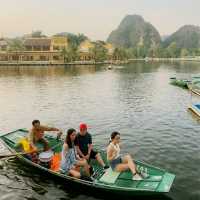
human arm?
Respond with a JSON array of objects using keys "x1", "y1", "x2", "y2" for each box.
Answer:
[
  {"x1": 74, "y1": 136, "x2": 87, "y2": 159},
  {"x1": 107, "y1": 145, "x2": 117, "y2": 161},
  {"x1": 42, "y1": 126, "x2": 60, "y2": 132},
  {"x1": 42, "y1": 126, "x2": 63, "y2": 138},
  {"x1": 75, "y1": 145, "x2": 86, "y2": 158},
  {"x1": 85, "y1": 134, "x2": 92, "y2": 160},
  {"x1": 28, "y1": 130, "x2": 37, "y2": 151},
  {"x1": 85, "y1": 144, "x2": 92, "y2": 160},
  {"x1": 76, "y1": 153, "x2": 81, "y2": 160},
  {"x1": 62, "y1": 143, "x2": 69, "y2": 157}
]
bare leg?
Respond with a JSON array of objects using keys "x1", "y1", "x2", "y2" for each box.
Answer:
[
  {"x1": 122, "y1": 154, "x2": 137, "y2": 175},
  {"x1": 69, "y1": 169, "x2": 81, "y2": 178},
  {"x1": 95, "y1": 153, "x2": 105, "y2": 167},
  {"x1": 76, "y1": 159, "x2": 90, "y2": 176},
  {"x1": 115, "y1": 163, "x2": 129, "y2": 172}
]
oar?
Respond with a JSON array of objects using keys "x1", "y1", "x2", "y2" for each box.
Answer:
[{"x1": 0, "y1": 152, "x2": 30, "y2": 159}]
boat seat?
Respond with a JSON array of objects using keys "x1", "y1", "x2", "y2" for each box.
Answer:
[{"x1": 99, "y1": 167, "x2": 120, "y2": 184}]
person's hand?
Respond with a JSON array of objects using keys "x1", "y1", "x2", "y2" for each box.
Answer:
[
  {"x1": 82, "y1": 155, "x2": 86, "y2": 160},
  {"x1": 76, "y1": 155, "x2": 81, "y2": 160},
  {"x1": 30, "y1": 145, "x2": 38, "y2": 153},
  {"x1": 71, "y1": 165, "x2": 76, "y2": 170},
  {"x1": 85, "y1": 154, "x2": 90, "y2": 160}
]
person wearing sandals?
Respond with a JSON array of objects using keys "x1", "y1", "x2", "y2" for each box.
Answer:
[
  {"x1": 107, "y1": 131, "x2": 142, "y2": 181},
  {"x1": 60, "y1": 128, "x2": 91, "y2": 179}
]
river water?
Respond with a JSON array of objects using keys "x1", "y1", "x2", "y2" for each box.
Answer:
[{"x1": 0, "y1": 62, "x2": 200, "y2": 200}]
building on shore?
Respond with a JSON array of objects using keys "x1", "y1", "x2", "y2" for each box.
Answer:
[
  {"x1": 104, "y1": 43, "x2": 114, "y2": 59},
  {"x1": 79, "y1": 40, "x2": 95, "y2": 61},
  {"x1": 78, "y1": 40, "x2": 114, "y2": 61},
  {"x1": 0, "y1": 36, "x2": 114, "y2": 64},
  {"x1": 0, "y1": 51, "x2": 63, "y2": 64},
  {"x1": 0, "y1": 38, "x2": 8, "y2": 52},
  {"x1": 24, "y1": 38, "x2": 51, "y2": 51},
  {"x1": 0, "y1": 36, "x2": 68, "y2": 63},
  {"x1": 51, "y1": 36, "x2": 68, "y2": 51}
]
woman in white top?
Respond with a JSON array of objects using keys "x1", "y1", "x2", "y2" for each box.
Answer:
[{"x1": 107, "y1": 131, "x2": 142, "y2": 181}]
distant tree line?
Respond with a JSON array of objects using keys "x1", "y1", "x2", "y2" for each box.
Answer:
[
  {"x1": 5, "y1": 31, "x2": 200, "y2": 61},
  {"x1": 110, "y1": 42, "x2": 200, "y2": 60}
]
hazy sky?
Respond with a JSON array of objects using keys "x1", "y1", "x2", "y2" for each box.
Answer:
[{"x1": 0, "y1": 0, "x2": 200, "y2": 40}]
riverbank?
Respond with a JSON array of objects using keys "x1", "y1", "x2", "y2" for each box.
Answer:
[
  {"x1": 0, "y1": 60, "x2": 129, "y2": 66},
  {"x1": 130, "y1": 57, "x2": 200, "y2": 62},
  {"x1": 0, "y1": 57, "x2": 200, "y2": 66}
]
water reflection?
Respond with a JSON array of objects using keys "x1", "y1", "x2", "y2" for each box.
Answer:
[
  {"x1": 0, "y1": 158, "x2": 174, "y2": 200},
  {"x1": 0, "y1": 62, "x2": 200, "y2": 200},
  {"x1": 0, "y1": 65, "x2": 104, "y2": 77}
]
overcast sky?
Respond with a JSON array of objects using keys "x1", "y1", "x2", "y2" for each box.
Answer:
[{"x1": 0, "y1": 0, "x2": 199, "y2": 40}]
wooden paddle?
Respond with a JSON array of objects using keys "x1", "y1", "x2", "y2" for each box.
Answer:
[
  {"x1": 0, "y1": 141, "x2": 62, "y2": 159},
  {"x1": 0, "y1": 151, "x2": 36, "y2": 159},
  {"x1": 0, "y1": 150, "x2": 39, "y2": 159}
]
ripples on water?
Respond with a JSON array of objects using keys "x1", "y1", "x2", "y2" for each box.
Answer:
[{"x1": 0, "y1": 62, "x2": 200, "y2": 200}]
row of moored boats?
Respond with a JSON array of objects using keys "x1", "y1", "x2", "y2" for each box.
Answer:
[{"x1": 170, "y1": 76, "x2": 200, "y2": 117}]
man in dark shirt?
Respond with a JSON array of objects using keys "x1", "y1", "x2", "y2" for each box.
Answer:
[{"x1": 75, "y1": 123, "x2": 109, "y2": 170}]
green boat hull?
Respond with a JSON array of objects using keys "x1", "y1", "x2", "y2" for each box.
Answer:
[
  {"x1": 0, "y1": 129, "x2": 175, "y2": 197},
  {"x1": 170, "y1": 77, "x2": 190, "y2": 88},
  {"x1": 188, "y1": 80, "x2": 200, "y2": 96}
]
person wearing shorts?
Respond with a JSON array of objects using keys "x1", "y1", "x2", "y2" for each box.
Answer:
[
  {"x1": 29, "y1": 120, "x2": 62, "y2": 151},
  {"x1": 75, "y1": 123, "x2": 109, "y2": 170},
  {"x1": 107, "y1": 131, "x2": 142, "y2": 181}
]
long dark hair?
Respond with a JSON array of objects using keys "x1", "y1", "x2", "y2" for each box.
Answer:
[
  {"x1": 109, "y1": 131, "x2": 120, "y2": 143},
  {"x1": 65, "y1": 128, "x2": 76, "y2": 148}
]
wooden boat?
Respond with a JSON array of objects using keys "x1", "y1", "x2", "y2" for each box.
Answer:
[
  {"x1": 188, "y1": 80, "x2": 200, "y2": 96},
  {"x1": 188, "y1": 104, "x2": 200, "y2": 118},
  {"x1": 0, "y1": 129, "x2": 175, "y2": 197},
  {"x1": 170, "y1": 77, "x2": 191, "y2": 89},
  {"x1": 189, "y1": 88, "x2": 200, "y2": 96}
]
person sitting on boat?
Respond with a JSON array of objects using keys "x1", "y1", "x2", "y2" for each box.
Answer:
[
  {"x1": 75, "y1": 123, "x2": 109, "y2": 170},
  {"x1": 60, "y1": 128, "x2": 91, "y2": 179},
  {"x1": 107, "y1": 131, "x2": 142, "y2": 181},
  {"x1": 29, "y1": 120, "x2": 63, "y2": 151}
]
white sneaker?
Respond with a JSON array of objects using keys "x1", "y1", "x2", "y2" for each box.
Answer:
[
  {"x1": 132, "y1": 173, "x2": 143, "y2": 181},
  {"x1": 140, "y1": 171, "x2": 149, "y2": 179}
]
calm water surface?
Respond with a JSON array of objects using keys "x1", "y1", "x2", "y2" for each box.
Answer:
[{"x1": 0, "y1": 62, "x2": 200, "y2": 200}]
